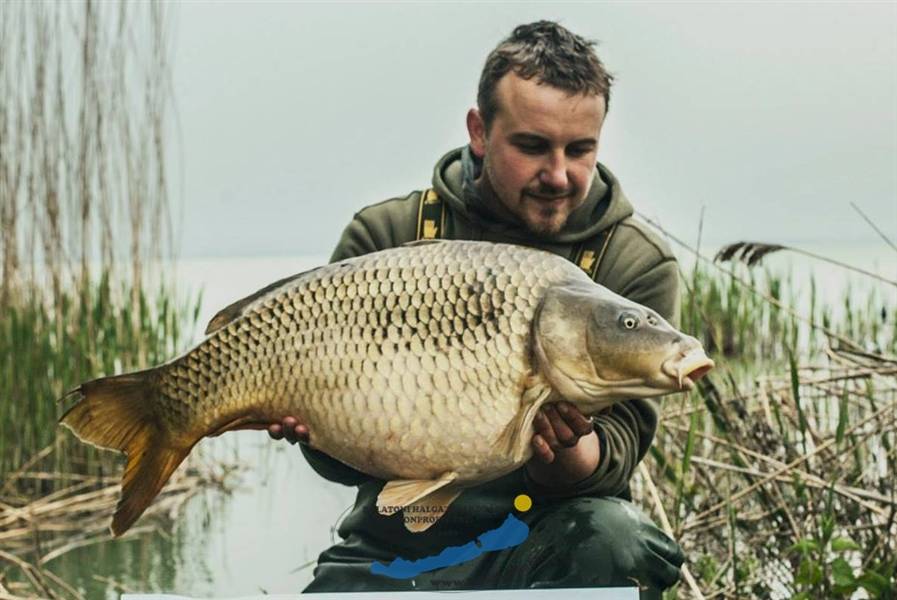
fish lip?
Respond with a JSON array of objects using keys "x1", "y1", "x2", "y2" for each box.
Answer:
[{"x1": 662, "y1": 348, "x2": 715, "y2": 390}]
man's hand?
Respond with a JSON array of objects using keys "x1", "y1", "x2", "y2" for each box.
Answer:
[
  {"x1": 267, "y1": 416, "x2": 310, "y2": 445},
  {"x1": 526, "y1": 401, "x2": 600, "y2": 488}
]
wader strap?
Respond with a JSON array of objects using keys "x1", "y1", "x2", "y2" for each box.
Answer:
[
  {"x1": 416, "y1": 188, "x2": 446, "y2": 241},
  {"x1": 572, "y1": 223, "x2": 618, "y2": 282}
]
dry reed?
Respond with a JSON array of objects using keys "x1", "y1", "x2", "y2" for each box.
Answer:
[
  {"x1": 635, "y1": 221, "x2": 896, "y2": 599},
  {"x1": 0, "y1": 445, "x2": 236, "y2": 600},
  {"x1": 0, "y1": 2, "x2": 204, "y2": 597},
  {"x1": 0, "y1": 0, "x2": 188, "y2": 475}
]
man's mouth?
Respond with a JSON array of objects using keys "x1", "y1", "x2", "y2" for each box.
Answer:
[{"x1": 524, "y1": 192, "x2": 572, "y2": 204}]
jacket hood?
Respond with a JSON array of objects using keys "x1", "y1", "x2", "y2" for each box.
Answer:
[{"x1": 431, "y1": 146, "x2": 634, "y2": 244}]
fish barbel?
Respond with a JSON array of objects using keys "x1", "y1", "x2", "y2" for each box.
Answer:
[{"x1": 60, "y1": 240, "x2": 713, "y2": 535}]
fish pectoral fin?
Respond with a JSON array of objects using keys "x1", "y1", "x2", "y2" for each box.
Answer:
[
  {"x1": 376, "y1": 471, "x2": 458, "y2": 516},
  {"x1": 492, "y1": 379, "x2": 553, "y2": 463},
  {"x1": 403, "y1": 485, "x2": 463, "y2": 533}
]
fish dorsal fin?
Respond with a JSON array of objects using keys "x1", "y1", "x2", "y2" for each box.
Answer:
[
  {"x1": 401, "y1": 239, "x2": 446, "y2": 248},
  {"x1": 204, "y1": 267, "x2": 322, "y2": 335},
  {"x1": 377, "y1": 471, "x2": 458, "y2": 516},
  {"x1": 403, "y1": 485, "x2": 463, "y2": 533},
  {"x1": 492, "y1": 374, "x2": 554, "y2": 463}
]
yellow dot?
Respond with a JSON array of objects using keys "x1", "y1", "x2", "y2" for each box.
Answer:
[{"x1": 513, "y1": 494, "x2": 532, "y2": 512}]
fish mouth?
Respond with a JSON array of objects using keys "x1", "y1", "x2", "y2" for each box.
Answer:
[{"x1": 662, "y1": 348, "x2": 715, "y2": 391}]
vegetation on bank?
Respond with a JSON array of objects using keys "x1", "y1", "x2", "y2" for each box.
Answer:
[
  {"x1": 0, "y1": 0, "x2": 183, "y2": 479},
  {"x1": 0, "y1": 2, "x2": 208, "y2": 598},
  {"x1": 640, "y1": 224, "x2": 897, "y2": 600},
  {"x1": 0, "y1": 276, "x2": 201, "y2": 480}
]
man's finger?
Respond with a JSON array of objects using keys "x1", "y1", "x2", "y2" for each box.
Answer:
[
  {"x1": 293, "y1": 423, "x2": 310, "y2": 443},
  {"x1": 268, "y1": 423, "x2": 284, "y2": 440},
  {"x1": 543, "y1": 404, "x2": 578, "y2": 448},
  {"x1": 557, "y1": 402, "x2": 594, "y2": 437},
  {"x1": 531, "y1": 434, "x2": 555, "y2": 464},
  {"x1": 282, "y1": 416, "x2": 300, "y2": 444},
  {"x1": 534, "y1": 410, "x2": 561, "y2": 450}
]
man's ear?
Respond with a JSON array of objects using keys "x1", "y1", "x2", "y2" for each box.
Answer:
[{"x1": 466, "y1": 108, "x2": 486, "y2": 158}]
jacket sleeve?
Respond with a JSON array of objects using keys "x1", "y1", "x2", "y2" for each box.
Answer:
[
  {"x1": 525, "y1": 258, "x2": 680, "y2": 499},
  {"x1": 299, "y1": 199, "x2": 416, "y2": 486}
]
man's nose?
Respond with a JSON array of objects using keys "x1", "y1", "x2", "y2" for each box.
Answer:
[{"x1": 539, "y1": 150, "x2": 569, "y2": 190}]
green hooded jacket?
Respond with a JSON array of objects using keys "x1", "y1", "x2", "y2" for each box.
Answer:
[{"x1": 299, "y1": 147, "x2": 679, "y2": 558}]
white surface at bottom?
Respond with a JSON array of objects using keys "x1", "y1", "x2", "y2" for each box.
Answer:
[{"x1": 123, "y1": 589, "x2": 639, "y2": 599}]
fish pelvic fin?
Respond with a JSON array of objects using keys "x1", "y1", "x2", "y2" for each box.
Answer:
[
  {"x1": 403, "y1": 485, "x2": 462, "y2": 533},
  {"x1": 377, "y1": 471, "x2": 458, "y2": 518},
  {"x1": 59, "y1": 369, "x2": 193, "y2": 537}
]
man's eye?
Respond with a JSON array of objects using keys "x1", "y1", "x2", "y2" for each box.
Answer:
[
  {"x1": 516, "y1": 144, "x2": 544, "y2": 155},
  {"x1": 567, "y1": 146, "x2": 593, "y2": 158}
]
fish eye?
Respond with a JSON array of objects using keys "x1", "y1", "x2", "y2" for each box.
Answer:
[{"x1": 619, "y1": 314, "x2": 640, "y2": 330}]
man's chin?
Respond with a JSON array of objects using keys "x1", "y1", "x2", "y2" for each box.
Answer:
[
  {"x1": 523, "y1": 214, "x2": 566, "y2": 236},
  {"x1": 519, "y1": 197, "x2": 575, "y2": 235}
]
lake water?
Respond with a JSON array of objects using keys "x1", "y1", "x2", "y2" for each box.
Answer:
[{"x1": 49, "y1": 241, "x2": 896, "y2": 597}]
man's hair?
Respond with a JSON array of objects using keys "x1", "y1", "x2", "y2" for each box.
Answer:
[{"x1": 477, "y1": 21, "x2": 614, "y2": 131}]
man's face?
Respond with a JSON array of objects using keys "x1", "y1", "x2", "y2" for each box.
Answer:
[{"x1": 467, "y1": 73, "x2": 606, "y2": 236}]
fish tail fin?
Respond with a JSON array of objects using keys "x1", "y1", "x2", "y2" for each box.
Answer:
[{"x1": 59, "y1": 368, "x2": 192, "y2": 536}]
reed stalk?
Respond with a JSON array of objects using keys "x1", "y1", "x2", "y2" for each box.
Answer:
[
  {"x1": 1, "y1": 2, "x2": 202, "y2": 595},
  {"x1": 0, "y1": 0, "x2": 196, "y2": 478}
]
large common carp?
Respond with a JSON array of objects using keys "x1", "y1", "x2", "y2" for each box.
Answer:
[{"x1": 61, "y1": 240, "x2": 713, "y2": 536}]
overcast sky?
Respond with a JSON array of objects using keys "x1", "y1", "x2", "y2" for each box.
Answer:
[{"x1": 170, "y1": 2, "x2": 897, "y2": 259}]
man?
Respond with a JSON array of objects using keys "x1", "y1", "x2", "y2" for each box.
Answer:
[{"x1": 270, "y1": 21, "x2": 685, "y2": 598}]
